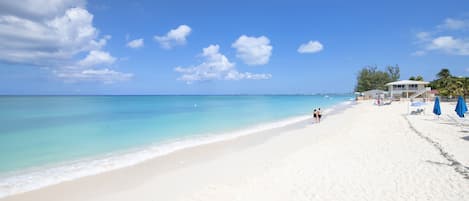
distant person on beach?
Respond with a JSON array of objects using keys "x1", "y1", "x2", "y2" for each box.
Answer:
[
  {"x1": 317, "y1": 108, "x2": 322, "y2": 123},
  {"x1": 313, "y1": 109, "x2": 317, "y2": 123}
]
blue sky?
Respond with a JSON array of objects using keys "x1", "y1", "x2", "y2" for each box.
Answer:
[{"x1": 0, "y1": 0, "x2": 468, "y2": 95}]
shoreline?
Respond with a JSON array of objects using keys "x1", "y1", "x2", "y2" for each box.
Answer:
[
  {"x1": 0, "y1": 100, "x2": 354, "y2": 198},
  {"x1": 2, "y1": 100, "x2": 467, "y2": 201}
]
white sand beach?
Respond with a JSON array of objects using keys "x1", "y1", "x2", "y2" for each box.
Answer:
[{"x1": 2, "y1": 100, "x2": 468, "y2": 201}]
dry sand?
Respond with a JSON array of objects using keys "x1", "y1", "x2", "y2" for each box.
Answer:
[{"x1": 2, "y1": 100, "x2": 468, "y2": 201}]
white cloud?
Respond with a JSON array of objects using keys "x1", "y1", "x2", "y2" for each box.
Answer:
[
  {"x1": 54, "y1": 49, "x2": 131, "y2": 83},
  {"x1": 416, "y1": 32, "x2": 431, "y2": 41},
  {"x1": 55, "y1": 68, "x2": 133, "y2": 84},
  {"x1": 413, "y1": 18, "x2": 469, "y2": 56},
  {"x1": 297, "y1": 40, "x2": 323, "y2": 53},
  {"x1": 126, "y1": 38, "x2": 144, "y2": 49},
  {"x1": 78, "y1": 50, "x2": 116, "y2": 67},
  {"x1": 0, "y1": 0, "x2": 86, "y2": 20},
  {"x1": 232, "y1": 35, "x2": 272, "y2": 66},
  {"x1": 174, "y1": 45, "x2": 271, "y2": 84},
  {"x1": 438, "y1": 18, "x2": 468, "y2": 30},
  {"x1": 154, "y1": 25, "x2": 191, "y2": 49},
  {"x1": 427, "y1": 36, "x2": 469, "y2": 55},
  {"x1": 0, "y1": 7, "x2": 103, "y2": 65},
  {"x1": 0, "y1": 0, "x2": 131, "y2": 83},
  {"x1": 225, "y1": 71, "x2": 272, "y2": 80}
]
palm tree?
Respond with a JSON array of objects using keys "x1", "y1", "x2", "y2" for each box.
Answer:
[
  {"x1": 446, "y1": 78, "x2": 464, "y2": 97},
  {"x1": 437, "y1": 68, "x2": 451, "y2": 79},
  {"x1": 431, "y1": 68, "x2": 453, "y2": 97}
]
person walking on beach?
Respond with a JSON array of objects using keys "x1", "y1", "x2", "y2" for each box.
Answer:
[
  {"x1": 317, "y1": 108, "x2": 322, "y2": 123},
  {"x1": 313, "y1": 108, "x2": 317, "y2": 123}
]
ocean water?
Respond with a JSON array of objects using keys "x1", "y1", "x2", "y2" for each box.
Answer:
[{"x1": 0, "y1": 95, "x2": 352, "y2": 197}]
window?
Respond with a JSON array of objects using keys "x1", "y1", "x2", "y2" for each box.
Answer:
[{"x1": 393, "y1": 85, "x2": 406, "y2": 90}]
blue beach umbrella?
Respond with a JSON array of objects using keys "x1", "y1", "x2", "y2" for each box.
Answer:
[
  {"x1": 433, "y1": 97, "x2": 441, "y2": 116},
  {"x1": 455, "y1": 96, "x2": 468, "y2": 118}
]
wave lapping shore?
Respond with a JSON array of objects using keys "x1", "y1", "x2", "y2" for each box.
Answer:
[
  {"x1": 2, "y1": 100, "x2": 469, "y2": 201},
  {"x1": 0, "y1": 96, "x2": 352, "y2": 198}
]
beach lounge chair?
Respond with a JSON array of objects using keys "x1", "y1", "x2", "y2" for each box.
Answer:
[
  {"x1": 409, "y1": 101, "x2": 426, "y2": 115},
  {"x1": 410, "y1": 108, "x2": 425, "y2": 115}
]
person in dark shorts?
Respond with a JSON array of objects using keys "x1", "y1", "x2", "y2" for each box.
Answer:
[
  {"x1": 317, "y1": 108, "x2": 322, "y2": 123},
  {"x1": 313, "y1": 109, "x2": 317, "y2": 123}
]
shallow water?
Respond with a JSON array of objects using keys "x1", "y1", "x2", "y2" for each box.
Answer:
[{"x1": 0, "y1": 95, "x2": 352, "y2": 197}]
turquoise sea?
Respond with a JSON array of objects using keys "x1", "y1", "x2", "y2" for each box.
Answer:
[{"x1": 0, "y1": 95, "x2": 352, "y2": 196}]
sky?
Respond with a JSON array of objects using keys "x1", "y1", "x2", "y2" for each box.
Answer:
[{"x1": 0, "y1": 0, "x2": 468, "y2": 95}]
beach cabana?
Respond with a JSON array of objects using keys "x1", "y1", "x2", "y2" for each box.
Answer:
[{"x1": 385, "y1": 80, "x2": 430, "y2": 100}]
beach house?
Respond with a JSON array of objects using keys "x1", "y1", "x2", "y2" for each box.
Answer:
[{"x1": 385, "y1": 80, "x2": 431, "y2": 100}]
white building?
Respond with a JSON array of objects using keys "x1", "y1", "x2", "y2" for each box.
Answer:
[
  {"x1": 385, "y1": 80, "x2": 430, "y2": 100},
  {"x1": 361, "y1": 89, "x2": 388, "y2": 99}
]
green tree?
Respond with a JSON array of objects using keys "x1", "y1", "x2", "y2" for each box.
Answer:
[
  {"x1": 429, "y1": 68, "x2": 468, "y2": 97},
  {"x1": 386, "y1": 65, "x2": 400, "y2": 81},
  {"x1": 447, "y1": 77, "x2": 464, "y2": 97},
  {"x1": 409, "y1": 75, "x2": 424, "y2": 81},
  {"x1": 437, "y1": 68, "x2": 451, "y2": 79},
  {"x1": 355, "y1": 65, "x2": 393, "y2": 92},
  {"x1": 463, "y1": 77, "x2": 469, "y2": 97}
]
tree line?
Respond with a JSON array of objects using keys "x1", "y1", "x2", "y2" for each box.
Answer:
[
  {"x1": 355, "y1": 66, "x2": 469, "y2": 98},
  {"x1": 429, "y1": 69, "x2": 469, "y2": 97},
  {"x1": 355, "y1": 65, "x2": 400, "y2": 92}
]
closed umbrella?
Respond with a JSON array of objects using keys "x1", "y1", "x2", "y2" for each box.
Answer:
[
  {"x1": 433, "y1": 97, "x2": 441, "y2": 116},
  {"x1": 455, "y1": 96, "x2": 467, "y2": 118}
]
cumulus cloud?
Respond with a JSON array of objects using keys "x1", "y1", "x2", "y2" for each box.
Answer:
[
  {"x1": 414, "y1": 33, "x2": 469, "y2": 56},
  {"x1": 413, "y1": 17, "x2": 469, "y2": 56},
  {"x1": 297, "y1": 40, "x2": 323, "y2": 53},
  {"x1": 126, "y1": 38, "x2": 144, "y2": 48},
  {"x1": 154, "y1": 25, "x2": 191, "y2": 49},
  {"x1": 0, "y1": 0, "x2": 86, "y2": 20},
  {"x1": 232, "y1": 35, "x2": 272, "y2": 66},
  {"x1": 0, "y1": 0, "x2": 131, "y2": 83},
  {"x1": 427, "y1": 36, "x2": 469, "y2": 55},
  {"x1": 174, "y1": 45, "x2": 271, "y2": 84},
  {"x1": 0, "y1": 7, "x2": 102, "y2": 65},
  {"x1": 78, "y1": 50, "x2": 116, "y2": 67}
]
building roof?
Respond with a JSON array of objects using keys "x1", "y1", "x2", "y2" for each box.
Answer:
[{"x1": 385, "y1": 80, "x2": 429, "y2": 86}]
